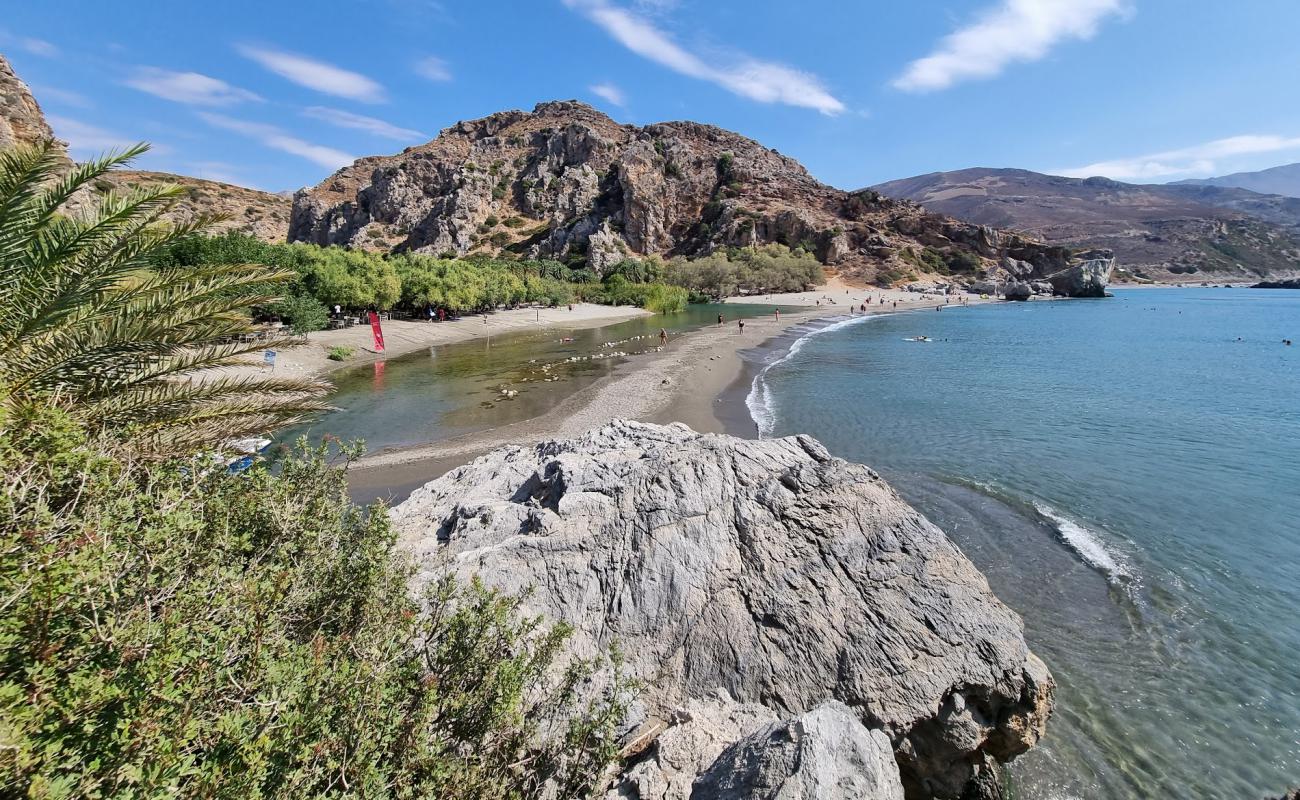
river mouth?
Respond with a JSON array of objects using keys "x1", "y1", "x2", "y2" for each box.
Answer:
[{"x1": 278, "y1": 303, "x2": 793, "y2": 459}]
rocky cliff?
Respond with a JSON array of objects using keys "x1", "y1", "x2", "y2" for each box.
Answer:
[
  {"x1": 290, "y1": 100, "x2": 1109, "y2": 293},
  {"x1": 1, "y1": 54, "x2": 70, "y2": 165},
  {"x1": 391, "y1": 421, "x2": 1054, "y2": 799},
  {"x1": 1, "y1": 53, "x2": 289, "y2": 243},
  {"x1": 873, "y1": 167, "x2": 1300, "y2": 283}
]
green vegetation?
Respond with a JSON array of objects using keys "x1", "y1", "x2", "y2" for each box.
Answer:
[
  {"x1": 663, "y1": 244, "x2": 824, "y2": 299},
  {"x1": 643, "y1": 283, "x2": 688, "y2": 314},
  {"x1": 0, "y1": 142, "x2": 629, "y2": 797},
  {"x1": 327, "y1": 345, "x2": 355, "y2": 361},
  {"x1": 0, "y1": 406, "x2": 628, "y2": 798},
  {"x1": 0, "y1": 142, "x2": 329, "y2": 455}
]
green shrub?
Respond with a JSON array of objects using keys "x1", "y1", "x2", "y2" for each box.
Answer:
[
  {"x1": 643, "y1": 283, "x2": 688, "y2": 314},
  {"x1": 327, "y1": 345, "x2": 355, "y2": 361},
  {"x1": 504, "y1": 216, "x2": 526, "y2": 228},
  {"x1": 275, "y1": 293, "x2": 329, "y2": 334},
  {"x1": 485, "y1": 214, "x2": 500, "y2": 227},
  {"x1": 0, "y1": 405, "x2": 628, "y2": 798}
]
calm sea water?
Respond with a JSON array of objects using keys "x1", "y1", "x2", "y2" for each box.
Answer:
[{"x1": 746, "y1": 289, "x2": 1300, "y2": 799}]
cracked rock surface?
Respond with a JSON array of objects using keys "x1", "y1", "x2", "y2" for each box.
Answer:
[{"x1": 391, "y1": 420, "x2": 1053, "y2": 798}]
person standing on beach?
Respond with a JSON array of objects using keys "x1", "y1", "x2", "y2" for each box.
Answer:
[
  {"x1": 774, "y1": 308, "x2": 780, "y2": 322},
  {"x1": 738, "y1": 319, "x2": 745, "y2": 334},
  {"x1": 659, "y1": 327, "x2": 668, "y2": 346},
  {"x1": 718, "y1": 313, "x2": 724, "y2": 327}
]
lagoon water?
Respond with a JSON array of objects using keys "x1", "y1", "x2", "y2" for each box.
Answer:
[{"x1": 746, "y1": 288, "x2": 1299, "y2": 799}]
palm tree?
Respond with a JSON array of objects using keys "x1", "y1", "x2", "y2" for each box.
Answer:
[{"x1": 0, "y1": 141, "x2": 330, "y2": 454}]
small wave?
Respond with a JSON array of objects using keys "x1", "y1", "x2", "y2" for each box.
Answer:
[
  {"x1": 745, "y1": 314, "x2": 880, "y2": 437},
  {"x1": 1033, "y1": 501, "x2": 1135, "y2": 586}
]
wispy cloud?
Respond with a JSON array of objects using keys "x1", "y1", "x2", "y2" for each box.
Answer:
[
  {"x1": 589, "y1": 82, "x2": 626, "y2": 107},
  {"x1": 125, "y1": 67, "x2": 262, "y2": 106},
  {"x1": 47, "y1": 115, "x2": 143, "y2": 156},
  {"x1": 1058, "y1": 135, "x2": 1300, "y2": 181},
  {"x1": 188, "y1": 160, "x2": 252, "y2": 186},
  {"x1": 413, "y1": 56, "x2": 452, "y2": 82},
  {"x1": 893, "y1": 0, "x2": 1126, "y2": 93},
  {"x1": 563, "y1": 0, "x2": 843, "y2": 115},
  {"x1": 0, "y1": 28, "x2": 59, "y2": 57},
  {"x1": 303, "y1": 107, "x2": 425, "y2": 142},
  {"x1": 237, "y1": 44, "x2": 386, "y2": 103},
  {"x1": 31, "y1": 85, "x2": 92, "y2": 109},
  {"x1": 198, "y1": 112, "x2": 355, "y2": 170}
]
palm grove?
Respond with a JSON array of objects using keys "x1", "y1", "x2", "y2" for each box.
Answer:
[{"x1": 0, "y1": 143, "x2": 660, "y2": 798}]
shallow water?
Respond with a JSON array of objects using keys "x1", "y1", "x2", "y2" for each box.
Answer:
[
  {"x1": 280, "y1": 303, "x2": 784, "y2": 454},
  {"x1": 746, "y1": 289, "x2": 1300, "y2": 799}
]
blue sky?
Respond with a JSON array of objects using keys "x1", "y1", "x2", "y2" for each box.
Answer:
[{"x1": 4, "y1": 0, "x2": 1299, "y2": 192}]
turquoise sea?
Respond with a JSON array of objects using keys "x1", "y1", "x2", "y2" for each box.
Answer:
[{"x1": 743, "y1": 288, "x2": 1300, "y2": 798}]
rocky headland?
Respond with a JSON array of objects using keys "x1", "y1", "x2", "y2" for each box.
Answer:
[
  {"x1": 390, "y1": 420, "x2": 1054, "y2": 799},
  {"x1": 289, "y1": 100, "x2": 1111, "y2": 296}
]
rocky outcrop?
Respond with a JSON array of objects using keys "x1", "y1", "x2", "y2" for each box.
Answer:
[
  {"x1": 0, "y1": 54, "x2": 65, "y2": 159},
  {"x1": 1046, "y1": 251, "x2": 1115, "y2": 297},
  {"x1": 391, "y1": 420, "x2": 1054, "y2": 799},
  {"x1": 1001, "y1": 282, "x2": 1032, "y2": 301},
  {"x1": 692, "y1": 701, "x2": 904, "y2": 800},
  {"x1": 289, "y1": 101, "x2": 1109, "y2": 289},
  {"x1": 1253, "y1": 279, "x2": 1300, "y2": 289}
]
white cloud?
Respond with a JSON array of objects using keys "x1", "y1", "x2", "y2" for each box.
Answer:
[
  {"x1": 125, "y1": 67, "x2": 262, "y2": 106},
  {"x1": 303, "y1": 106, "x2": 425, "y2": 141},
  {"x1": 413, "y1": 56, "x2": 452, "y2": 82},
  {"x1": 46, "y1": 114, "x2": 140, "y2": 155},
  {"x1": 22, "y1": 37, "x2": 58, "y2": 57},
  {"x1": 589, "y1": 82, "x2": 626, "y2": 107},
  {"x1": 188, "y1": 160, "x2": 252, "y2": 186},
  {"x1": 1058, "y1": 135, "x2": 1300, "y2": 181},
  {"x1": 893, "y1": 0, "x2": 1126, "y2": 93},
  {"x1": 198, "y1": 112, "x2": 355, "y2": 170},
  {"x1": 237, "y1": 44, "x2": 387, "y2": 103},
  {"x1": 563, "y1": 0, "x2": 843, "y2": 115},
  {"x1": 31, "y1": 85, "x2": 92, "y2": 108}
]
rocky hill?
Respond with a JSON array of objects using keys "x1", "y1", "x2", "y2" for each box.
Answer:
[
  {"x1": 290, "y1": 100, "x2": 1112, "y2": 294},
  {"x1": 873, "y1": 167, "x2": 1300, "y2": 283},
  {"x1": 91, "y1": 170, "x2": 291, "y2": 241},
  {"x1": 1175, "y1": 162, "x2": 1300, "y2": 198},
  {"x1": 2, "y1": 53, "x2": 289, "y2": 242},
  {"x1": 391, "y1": 420, "x2": 1054, "y2": 800}
]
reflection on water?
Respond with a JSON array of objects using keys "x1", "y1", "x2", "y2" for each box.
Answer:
[{"x1": 279, "y1": 303, "x2": 787, "y2": 454}]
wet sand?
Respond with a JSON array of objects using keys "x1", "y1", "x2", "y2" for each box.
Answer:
[{"x1": 348, "y1": 286, "x2": 991, "y2": 505}]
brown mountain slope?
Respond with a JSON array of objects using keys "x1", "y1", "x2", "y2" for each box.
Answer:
[
  {"x1": 94, "y1": 170, "x2": 290, "y2": 241},
  {"x1": 291, "y1": 101, "x2": 1110, "y2": 291},
  {"x1": 2, "y1": 53, "x2": 288, "y2": 243},
  {"x1": 872, "y1": 168, "x2": 1300, "y2": 282}
]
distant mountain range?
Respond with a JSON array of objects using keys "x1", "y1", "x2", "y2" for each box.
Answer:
[
  {"x1": 873, "y1": 168, "x2": 1300, "y2": 282},
  {"x1": 1174, "y1": 162, "x2": 1300, "y2": 198}
]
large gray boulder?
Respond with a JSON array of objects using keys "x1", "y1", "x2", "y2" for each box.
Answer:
[
  {"x1": 391, "y1": 420, "x2": 1053, "y2": 799},
  {"x1": 692, "y1": 701, "x2": 904, "y2": 799},
  {"x1": 1047, "y1": 250, "x2": 1115, "y2": 297}
]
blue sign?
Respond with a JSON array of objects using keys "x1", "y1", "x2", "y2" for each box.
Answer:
[{"x1": 263, "y1": 350, "x2": 276, "y2": 365}]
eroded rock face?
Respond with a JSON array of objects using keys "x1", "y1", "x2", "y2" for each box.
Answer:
[
  {"x1": 391, "y1": 420, "x2": 1054, "y2": 798},
  {"x1": 0, "y1": 54, "x2": 64, "y2": 157},
  {"x1": 692, "y1": 701, "x2": 904, "y2": 800},
  {"x1": 1047, "y1": 251, "x2": 1115, "y2": 297},
  {"x1": 289, "y1": 100, "x2": 1108, "y2": 286}
]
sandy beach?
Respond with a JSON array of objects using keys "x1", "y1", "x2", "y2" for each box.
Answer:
[
  {"x1": 347, "y1": 282, "x2": 991, "y2": 503},
  {"x1": 217, "y1": 303, "x2": 651, "y2": 380}
]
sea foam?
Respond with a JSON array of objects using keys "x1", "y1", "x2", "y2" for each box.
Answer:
[
  {"x1": 745, "y1": 314, "x2": 880, "y2": 438},
  {"x1": 1033, "y1": 501, "x2": 1135, "y2": 586}
]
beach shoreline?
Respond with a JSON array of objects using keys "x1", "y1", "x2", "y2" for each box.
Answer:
[
  {"x1": 214, "y1": 303, "x2": 653, "y2": 381},
  {"x1": 348, "y1": 284, "x2": 994, "y2": 504}
]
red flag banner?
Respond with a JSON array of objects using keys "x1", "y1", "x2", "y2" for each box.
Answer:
[{"x1": 368, "y1": 311, "x2": 385, "y2": 352}]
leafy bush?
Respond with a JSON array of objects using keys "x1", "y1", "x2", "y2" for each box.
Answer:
[
  {"x1": 643, "y1": 283, "x2": 688, "y2": 314},
  {"x1": 0, "y1": 405, "x2": 628, "y2": 798},
  {"x1": 275, "y1": 293, "x2": 329, "y2": 334},
  {"x1": 327, "y1": 345, "x2": 355, "y2": 361},
  {"x1": 664, "y1": 244, "x2": 823, "y2": 298}
]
